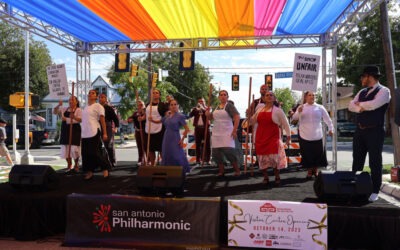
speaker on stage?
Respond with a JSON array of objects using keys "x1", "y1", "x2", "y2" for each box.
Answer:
[
  {"x1": 314, "y1": 171, "x2": 372, "y2": 201},
  {"x1": 9, "y1": 164, "x2": 60, "y2": 190},
  {"x1": 136, "y1": 166, "x2": 184, "y2": 194}
]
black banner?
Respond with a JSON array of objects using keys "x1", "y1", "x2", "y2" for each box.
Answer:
[{"x1": 64, "y1": 194, "x2": 220, "y2": 249}]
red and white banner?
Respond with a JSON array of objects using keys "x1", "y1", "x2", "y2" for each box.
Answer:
[{"x1": 227, "y1": 200, "x2": 327, "y2": 249}]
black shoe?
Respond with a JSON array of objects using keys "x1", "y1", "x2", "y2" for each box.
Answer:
[
  {"x1": 67, "y1": 169, "x2": 79, "y2": 175},
  {"x1": 84, "y1": 173, "x2": 93, "y2": 181}
]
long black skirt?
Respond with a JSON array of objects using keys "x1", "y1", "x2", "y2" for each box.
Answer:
[
  {"x1": 299, "y1": 136, "x2": 327, "y2": 169},
  {"x1": 81, "y1": 131, "x2": 111, "y2": 172}
]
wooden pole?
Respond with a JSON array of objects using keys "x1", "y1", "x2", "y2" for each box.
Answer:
[
  {"x1": 250, "y1": 94, "x2": 255, "y2": 175},
  {"x1": 136, "y1": 89, "x2": 147, "y2": 166},
  {"x1": 201, "y1": 84, "x2": 213, "y2": 167},
  {"x1": 146, "y1": 73, "x2": 157, "y2": 166},
  {"x1": 146, "y1": 87, "x2": 154, "y2": 166},
  {"x1": 244, "y1": 77, "x2": 252, "y2": 174},
  {"x1": 67, "y1": 81, "x2": 75, "y2": 167},
  {"x1": 380, "y1": 2, "x2": 400, "y2": 166}
]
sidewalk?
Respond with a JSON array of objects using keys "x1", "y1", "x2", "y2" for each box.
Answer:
[
  {"x1": 382, "y1": 174, "x2": 400, "y2": 201},
  {"x1": 0, "y1": 140, "x2": 138, "y2": 182}
]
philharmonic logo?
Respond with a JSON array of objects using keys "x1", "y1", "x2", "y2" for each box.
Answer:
[
  {"x1": 260, "y1": 203, "x2": 276, "y2": 213},
  {"x1": 93, "y1": 204, "x2": 112, "y2": 233}
]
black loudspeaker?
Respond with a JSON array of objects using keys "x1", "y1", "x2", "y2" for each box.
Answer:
[
  {"x1": 136, "y1": 166, "x2": 185, "y2": 194},
  {"x1": 9, "y1": 164, "x2": 60, "y2": 190},
  {"x1": 314, "y1": 171, "x2": 372, "y2": 201}
]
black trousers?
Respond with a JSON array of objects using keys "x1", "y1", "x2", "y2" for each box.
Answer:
[
  {"x1": 135, "y1": 129, "x2": 145, "y2": 162},
  {"x1": 82, "y1": 131, "x2": 111, "y2": 172},
  {"x1": 104, "y1": 135, "x2": 116, "y2": 166},
  {"x1": 104, "y1": 123, "x2": 116, "y2": 166},
  {"x1": 352, "y1": 126, "x2": 385, "y2": 193}
]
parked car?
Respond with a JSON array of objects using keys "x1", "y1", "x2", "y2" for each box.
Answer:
[
  {"x1": 337, "y1": 122, "x2": 356, "y2": 137},
  {"x1": 5, "y1": 124, "x2": 48, "y2": 149}
]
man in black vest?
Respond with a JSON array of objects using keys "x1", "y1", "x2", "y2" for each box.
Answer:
[
  {"x1": 189, "y1": 97, "x2": 211, "y2": 165},
  {"x1": 348, "y1": 66, "x2": 391, "y2": 202}
]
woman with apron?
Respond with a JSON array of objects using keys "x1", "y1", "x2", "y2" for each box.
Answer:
[
  {"x1": 53, "y1": 96, "x2": 82, "y2": 174},
  {"x1": 206, "y1": 90, "x2": 241, "y2": 177},
  {"x1": 250, "y1": 91, "x2": 291, "y2": 186}
]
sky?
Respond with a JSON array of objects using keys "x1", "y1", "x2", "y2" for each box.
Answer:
[{"x1": 41, "y1": 36, "x2": 325, "y2": 117}]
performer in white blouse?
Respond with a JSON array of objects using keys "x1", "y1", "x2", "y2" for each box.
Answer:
[
  {"x1": 81, "y1": 89, "x2": 111, "y2": 180},
  {"x1": 292, "y1": 91, "x2": 333, "y2": 179}
]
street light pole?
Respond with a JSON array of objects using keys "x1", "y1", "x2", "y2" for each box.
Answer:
[{"x1": 21, "y1": 30, "x2": 34, "y2": 164}]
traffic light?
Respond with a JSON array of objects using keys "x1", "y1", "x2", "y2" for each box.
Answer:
[
  {"x1": 232, "y1": 75, "x2": 239, "y2": 91},
  {"x1": 179, "y1": 42, "x2": 195, "y2": 71},
  {"x1": 9, "y1": 92, "x2": 40, "y2": 108},
  {"x1": 115, "y1": 44, "x2": 130, "y2": 72},
  {"x1": 130, "y1": 64, "x2": 139, "y2": 77},
  {"x1": 265, "y1": 74, "x2": 273, "y2": 90},
  {"x1": 152, "y1": 73, "x2": 158, "y2": 87}
]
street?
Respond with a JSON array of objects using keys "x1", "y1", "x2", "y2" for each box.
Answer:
[{"x1": 18, "y1": 140, "x2": 395, "y2": 171}]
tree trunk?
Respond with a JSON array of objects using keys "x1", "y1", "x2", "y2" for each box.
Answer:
[{"x1": 380, "y1": 2, "x2": 400, "y2": 166}]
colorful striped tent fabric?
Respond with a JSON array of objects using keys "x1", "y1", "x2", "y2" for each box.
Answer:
[{"x1": 2, "y1": 0, "x2": 355, "y2": 43}]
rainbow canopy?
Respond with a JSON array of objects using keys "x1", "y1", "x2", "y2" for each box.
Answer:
[{"x1": 0, "y1": 0, "x2": 378, "y2": 52}]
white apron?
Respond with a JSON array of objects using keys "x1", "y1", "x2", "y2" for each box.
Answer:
[
  {"x1": 145, "y1": 104, "x2": 162, "y2": 134},
  {"x1": 212, "y1": 103, "x2": 235, "y2": 148}
]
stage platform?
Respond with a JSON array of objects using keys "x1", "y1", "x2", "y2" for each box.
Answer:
[{"x1": 0, "y1": 163, "x2": 399, "y2": 249}]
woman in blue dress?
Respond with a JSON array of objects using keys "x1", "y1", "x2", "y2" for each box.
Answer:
[{"x1": 161, "y1": 99, "x2": 190, "y2": 173}]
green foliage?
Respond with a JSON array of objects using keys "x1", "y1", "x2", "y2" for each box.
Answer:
[
  {"x1": 364, "y1": 164, "x2": 392, "y2": 175},
  {"x1": 274, "y1": 88, "x2": 296, "y2": 114},
  {"x1": 0, "y1": 22, "x2": 52, "y2": 111},
  {"x1": 337, "y1": 3, "x2": 400, "y2": 94},
  {"x1": 107, "y1": 52, "x2": 216, "y2": 119},
  {"x1": 151, "y1": 52, "x2": 216, "y2": 112},
  {"x1": 315, "y1": 88, "x2": 323, "y2": 104}
]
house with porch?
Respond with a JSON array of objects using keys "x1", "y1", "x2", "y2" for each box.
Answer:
[{"x1": 336, "y1": 86, "x2": 355, "y2": 122}]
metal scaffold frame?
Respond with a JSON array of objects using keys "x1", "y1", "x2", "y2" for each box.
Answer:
[
  {"x1": 0, "y1": 0, "x2": 381, "y2": 54},
  {"x1": 0, "y1": 0, "x2": 387, "y2": 169}
]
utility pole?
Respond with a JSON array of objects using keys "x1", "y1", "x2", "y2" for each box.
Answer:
[
  {"x1": 147, "y1": 44, "x2": 152, "y2": 100},
  {"x1": 380, "y1": 2, "x2": 400, "y2": 166}
]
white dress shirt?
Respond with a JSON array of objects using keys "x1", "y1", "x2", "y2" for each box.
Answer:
[
  {"x1": 292, "y1": 103, "x2": 333, "y2": 141},
  {"x1": 348, "y1": 82, "x2": 391, "y2": 113}
]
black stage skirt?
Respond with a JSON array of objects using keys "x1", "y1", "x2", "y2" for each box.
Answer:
[
  {"x1": 299, "y1": 136, "x2": 327, "y2": 168},
  {"x1": 81, "y1": 131, "x2": 111, "y2": 172},
  {"x1": 144, "y1": 128, "x2": 165, "y2": 152},
  {"x1": 59, "y1": 122, "x2": 81, "y2": 146}
]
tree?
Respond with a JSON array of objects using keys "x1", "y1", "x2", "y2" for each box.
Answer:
[
  {"x1": 150, "y1": 52, "x2": 216, "y2": 112},
  {"x1": 337, "y1": 2, "x2": 400, "y2": 93},
  {"x1": 0, "y1": 22, "x2": 52, "y2": 111},
  {"x1": 274, "y1": 88, "x2": 297, "y2": 114},
  {"x1": 107, "y1": 52, "x2": 216, "y2": 119}
]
